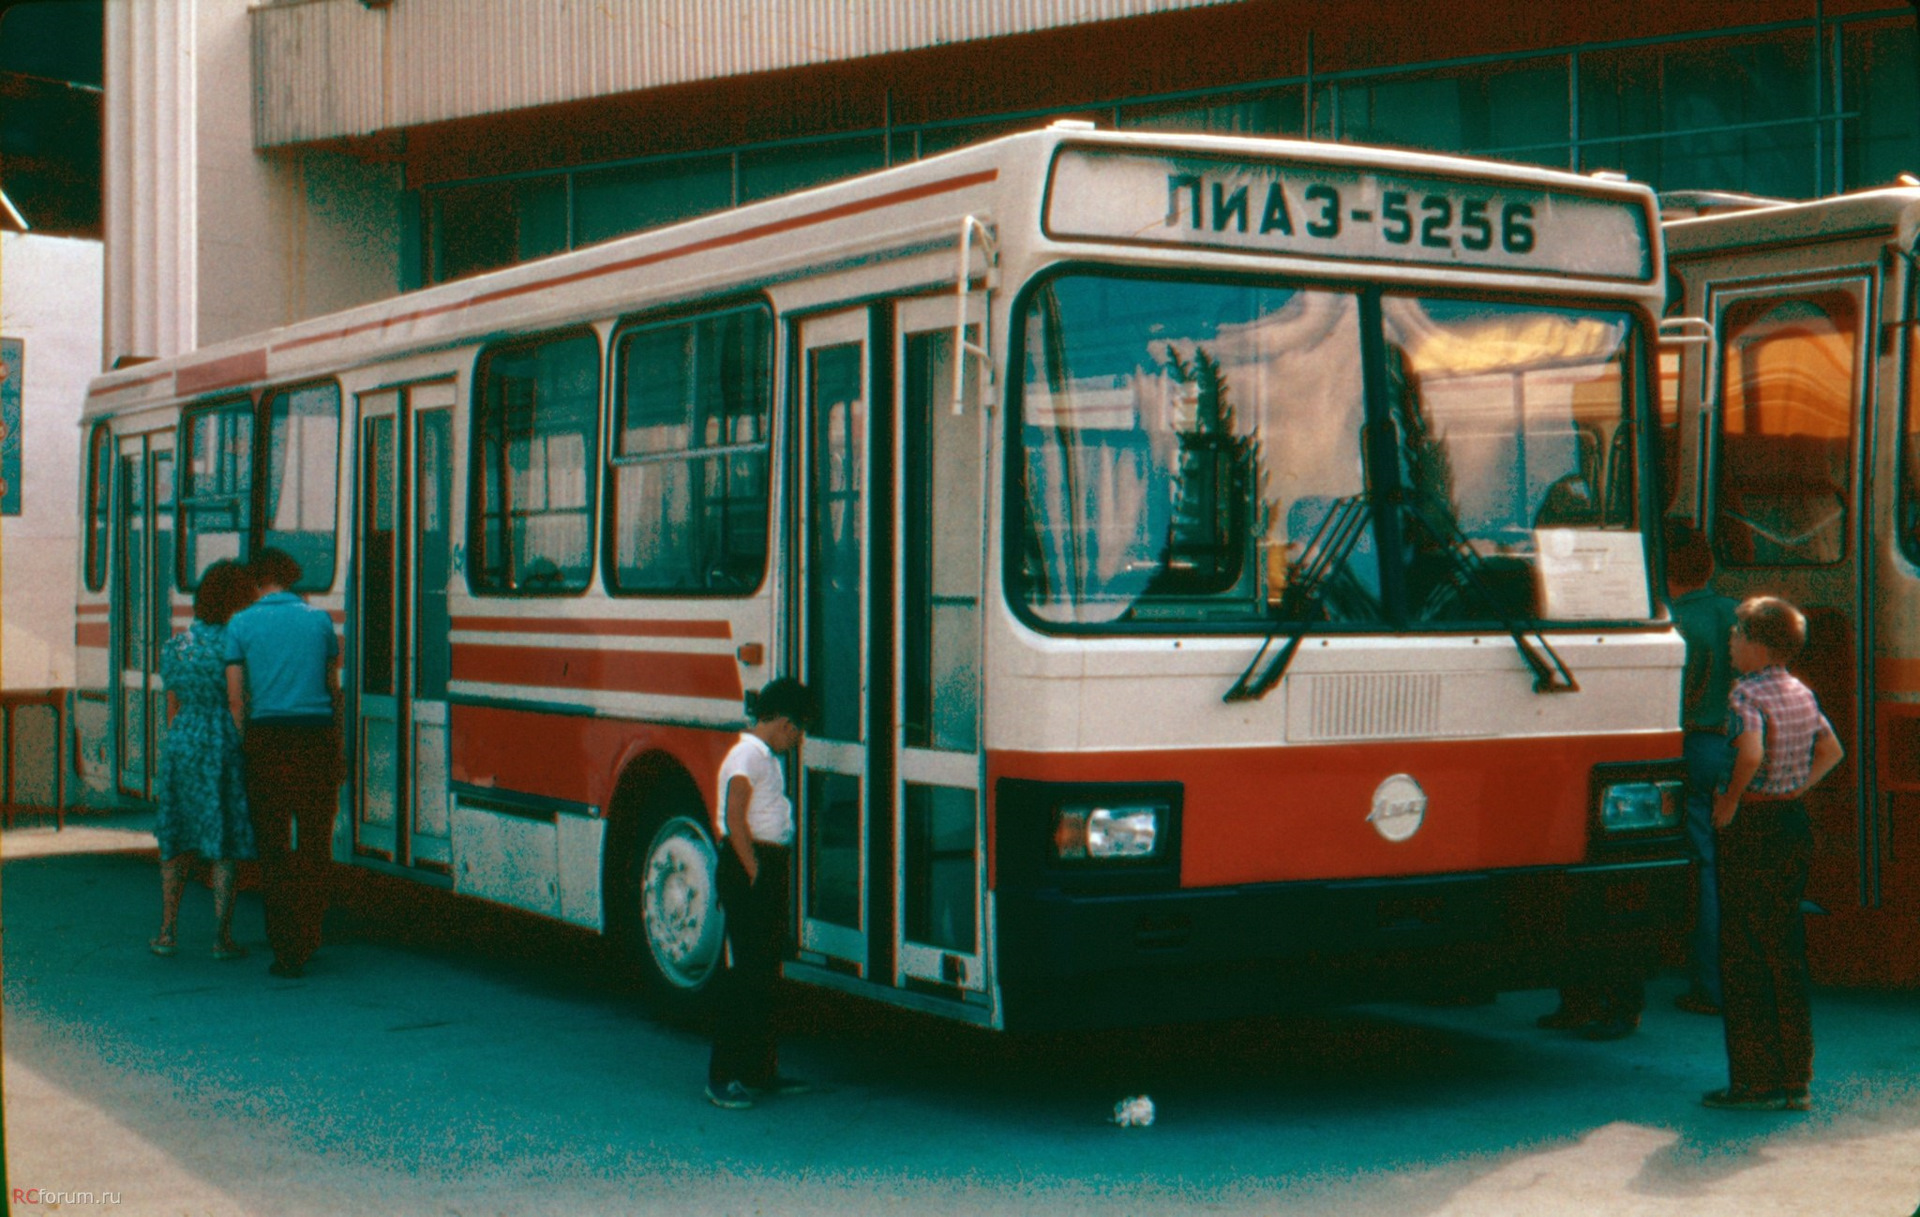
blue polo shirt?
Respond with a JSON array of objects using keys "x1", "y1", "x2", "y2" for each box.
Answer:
[{"x1": 224, "y1": 591, "x2": 339, "y2": 723}]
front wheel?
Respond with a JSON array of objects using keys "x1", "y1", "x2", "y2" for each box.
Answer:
[{"x1": 622, "y1": 811, "x2": 726, "y2": 1021}]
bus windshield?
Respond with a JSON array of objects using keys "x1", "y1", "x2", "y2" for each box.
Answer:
[{"x1": 1013, "y1": 272, "x2": 1650, "y2": 630}]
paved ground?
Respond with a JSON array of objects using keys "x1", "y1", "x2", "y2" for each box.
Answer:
[{"x1": 6, "y1": 813, "x2": 1920, "y2": 1217}]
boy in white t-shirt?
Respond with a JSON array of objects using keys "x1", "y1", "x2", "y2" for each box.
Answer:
[{"x1": 707, "y1": 678, "x2": 816, "y2": 1110}]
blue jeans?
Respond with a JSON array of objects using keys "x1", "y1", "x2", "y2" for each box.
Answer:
[{"x1": 1684, "y1": 731, "x2": 1734, "y2": 1003}]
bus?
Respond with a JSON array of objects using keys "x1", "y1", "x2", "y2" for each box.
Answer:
[
  {"x1": 1660, "y1": 182, "x2": 1920, "y2": 987},
  {"x1": 78, "y1": 124, "x2": 1692, "y2": 1029}
]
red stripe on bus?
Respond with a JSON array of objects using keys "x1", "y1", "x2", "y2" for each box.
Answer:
[
  {"x1": 450, "y1": 644, "x2": 742, "y2": 700},
  {"x1": 175, "y1": 349, "x2": 269, "y2": 396},
  {"x1": 75, "y1": 623, "x2": 109, "y2": 648},
  {"x1": 271, "y1": 169, "x2": 998, "y2": 355},
  {"x1": 987, "y1": 730, "x2": 1682, "y2": 890},
  {"x1": 76, "y1": 603, "x2": 108, "y2": 616},
  {"x1": 448, "y1": 704, "x2": 736, "y2": 813},
  {"x1": 451, "y1": 616, "x2": 731, "y2": 640},
  {"x1": 86, "y1": 369, "x2": 171, "y2": 399}
]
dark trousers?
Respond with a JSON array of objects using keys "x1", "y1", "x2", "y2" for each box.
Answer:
[
  {"x1": 708, "y1": 842, "x2": 790, "y2": 1088},
  {"x1": 244, "y1": 721, "x2": 340, "y2": 968},
  {"x1": 1683, "y1": 731, "x2": 1735, "y2": 1003},
  {"x1": 1717, "y1": 798, "x2": 1814, "y2": 1095}
]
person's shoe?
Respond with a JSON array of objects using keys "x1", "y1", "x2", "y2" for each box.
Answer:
[
  {"x1": 267, "y1": 959, "x2": 305, "y2": 979},
  {"x1": 1580, "y1": 1016, "x2": 1640, "y2": 1042},
  {"x1": 706, "y1": 1081, "x2": 754, "y2": 1110},
  {"x1": 1673, "y1": 989, "x2": 1721, "y2": 1016},
  {"x1": 212, "y1": 942, "x2": 249, "y2": 962},
  {"x1": 746, "y1": 1075, "x2": 814, "y2": 1097},
  {"x1": 1536, "y1": 1008, "x2": 1592, "y2": 1031},
  {"x1": 148, "y1": 935, "x2": 178, "y2": 957},
  {"x1": 1701, "y1": 1087, "x2": 1787, "y2": 1111},
  {"x1": 1777, "y1": 1088, "x2": 1812, "y2": 1112}
]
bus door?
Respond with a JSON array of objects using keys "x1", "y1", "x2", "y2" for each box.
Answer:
[
  {"x1": 796, "y1": 310, "x2": 875, "y2": 971},
  {"x1": 891, "y1": 296, "x2": 986, "y2": 995},
  {"x1": 1706, "y1": 274, "x2": 1873, "y2": 942},
  {"x1": 352, "y1": 381, "x2": 456, "y2": 869},
  {"x1": 112, "y1": 431, "x2": 175, "y2": 800}
]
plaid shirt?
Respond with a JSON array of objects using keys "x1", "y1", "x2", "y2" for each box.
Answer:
[{"x1": 1728, "y1": 665, "x2": 1833, "y2": 795}]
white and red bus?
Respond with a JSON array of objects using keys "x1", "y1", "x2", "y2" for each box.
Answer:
[
  {"x1": 1661, "y1": 184, "x2": 1920, "y2": 987},
  {"x1": 78, "y1": 125, "x2": 1691, "y2": 1028}
]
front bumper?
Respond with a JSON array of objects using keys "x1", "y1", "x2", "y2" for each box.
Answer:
[{"x1": 994, "y1": 856, "x2": 1693, "y2": 1030}]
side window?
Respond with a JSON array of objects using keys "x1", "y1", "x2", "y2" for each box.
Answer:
[
  {"x1": 1714, "y1": 287, "x2": 1860, "y2": 567},
  {"x1": 180, "y1": 399, "x2": 254, "y2": 586},
  {"x1": 1903, "y1": 273, "x2": 1920, "y2": 563},
  {"x1": 263, "y1": 381, "x2": 341, "y2": 592},
  {"x1": 608, "y1": 305, "x2": 772, "y2": 594},
  {"x1": 470, "y1": 329, "x2": 600, "y2": 594},
  {"x1": 84, "y1": 422, "x2": 112, "y2": 590}
]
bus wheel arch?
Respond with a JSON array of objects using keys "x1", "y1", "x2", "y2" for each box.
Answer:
[{"x1": 606, "y1": 751, "x2": 725, "y2": 1022}]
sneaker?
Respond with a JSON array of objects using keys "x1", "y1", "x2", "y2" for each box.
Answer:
[
  {"x1": 747, "y1": 1075, "x2": 814, "y2": 1097},
  {"x1": 212, "y1": 942, "x2": 249, "y2": 962},
  {"x1": 1673, "y1": 990, "x2": 1721, "y2": 1016},
  {"x1": 1777, "y1": 1088, "x2": 1812, "y2": 1112},
  {"x1": 706, "y1": 1081, "x2": 754, "y2": 1110},
  {"x1": 1701, "y1": 1087, "x2": 1787, "y2": 1111},
  {"x1": 148, "y1": 936, "x2": 178, "y2": 958}
]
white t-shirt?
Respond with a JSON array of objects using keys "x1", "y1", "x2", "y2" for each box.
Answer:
[{"x1": 715, "y1": 732, "x2": 794, "y2": 846}]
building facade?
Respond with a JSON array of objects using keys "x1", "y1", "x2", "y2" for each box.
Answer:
[{"x1": 106, "y1": 0, "x2": 1918, "y2": 364}]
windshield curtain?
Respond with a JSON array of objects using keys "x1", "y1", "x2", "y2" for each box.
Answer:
[{"x1": 1012, "y1": 272, "x2": 1649, "y2": 630}]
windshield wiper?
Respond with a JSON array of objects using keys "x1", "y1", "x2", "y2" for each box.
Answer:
[
  {"x1": 1223, "y1": 493, "x2": 1371, "y2": 703},
  {"x1": 1402, "y1": 495, "x2": 1579, "y2": 695}
]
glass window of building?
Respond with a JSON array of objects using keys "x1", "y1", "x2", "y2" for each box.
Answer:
[
  {"x1": 574, "y1": 155, "x2": 733, "y2": 247},
  {"x1": 1316, "y1": 59, "x2": 1571, "y2": 167},
  {"x1": 1580, "y1": 31, "x2": 1820, "y2": 197},
  {"x1": 739, "y1": 136, "x2": 886, "y2": 203},
  {"x1": 1842, "y1": 19, "x2": 1920, "y2": 191}
]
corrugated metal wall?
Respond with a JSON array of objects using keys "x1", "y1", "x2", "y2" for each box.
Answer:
[{"x1": 251, "y1": 0, "x2": 1245, "y2": 147}]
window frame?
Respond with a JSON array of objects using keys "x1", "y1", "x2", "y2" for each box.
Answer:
[
  {"x1": 83, "y1": 420, "x2": 112, "y2": 592},
  {"x1": 466, "y1": 325, "x2": 603, "y2": 597},
  {"x1": 176, "y1": 395, "x2": 256, "y2": 592},
  {"x1": 603, "y1": 300, "x2": 776, "y2": 598},
  {"x1": 1002, "y1": 262, "x2": 1663, "y2": 637},
  {"x1": 1707, "y1": 276, "x2": 1868, "y2": 571},
  {"x1": 261, "y1": 378, "x2": 343, "y2": 594}
]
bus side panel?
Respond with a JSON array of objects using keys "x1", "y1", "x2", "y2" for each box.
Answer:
[{"x1": 447, "y1": 704, "x2": 736, "y2": 819}]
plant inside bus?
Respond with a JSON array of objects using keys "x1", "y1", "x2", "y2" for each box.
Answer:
[{"x1": 1012, "y1": 273, "x2": 1653, "y2": 635}]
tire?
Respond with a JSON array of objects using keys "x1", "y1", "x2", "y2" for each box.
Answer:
[{"x1": 619, "y1": 809, "x2": 727, "y2": 1022}]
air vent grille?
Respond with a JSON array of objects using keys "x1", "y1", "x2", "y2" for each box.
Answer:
[{"x1": 1297, "y1": 673, "x2": 1443, "y2": 740}]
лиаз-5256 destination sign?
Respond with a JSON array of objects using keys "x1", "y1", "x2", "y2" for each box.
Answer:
[{"x1": 1045, "y1": 147, "x2": 1653, "y2": 282}]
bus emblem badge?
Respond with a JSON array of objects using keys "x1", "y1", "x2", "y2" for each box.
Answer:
[{"x1": 1368, "y1": 774, "x2": 1427, "y2": 842}]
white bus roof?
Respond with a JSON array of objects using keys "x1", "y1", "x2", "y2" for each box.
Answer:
[
  {"x1": 85, "y1": 125, "x2": 1660, "y2": 419},
  {"x1": 1663, "y1": 185, "x2": 1920, "y2": 259}
]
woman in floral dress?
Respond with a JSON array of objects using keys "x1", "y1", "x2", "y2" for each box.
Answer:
[{"x1": 151, "y1": 560, "x2": 258, "y2": 959}]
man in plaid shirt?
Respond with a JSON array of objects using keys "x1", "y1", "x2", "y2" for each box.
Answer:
[{"x1": 1702, "y1": 596, "x2": 1843, "y2": 1112}]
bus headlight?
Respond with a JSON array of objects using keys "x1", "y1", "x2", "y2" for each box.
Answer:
[
  {"x1": 1053, "y1": 803, "x2": 1165, "y2": 861},
  {"x1": 1599, "y1": 780, "x2": 1683, "y2": 833}
]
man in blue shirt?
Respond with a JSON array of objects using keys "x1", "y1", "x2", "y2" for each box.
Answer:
[{"x1": 225, "y1": 547, "x2": 341, "y2": 979}]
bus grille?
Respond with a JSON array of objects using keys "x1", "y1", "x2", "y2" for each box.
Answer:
[{"x1": 1293, "y1": 673, "x2": 1444, "y2": 741}]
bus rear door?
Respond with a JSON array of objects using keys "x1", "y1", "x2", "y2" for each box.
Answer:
[{"x1": 1705, "y1": 272, "x2": 1878, "y2": 976}]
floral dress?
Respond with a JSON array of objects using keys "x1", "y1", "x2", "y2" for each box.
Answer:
[{"x1": 155, "y1": 621, "x2": 255, "y2": 861}]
